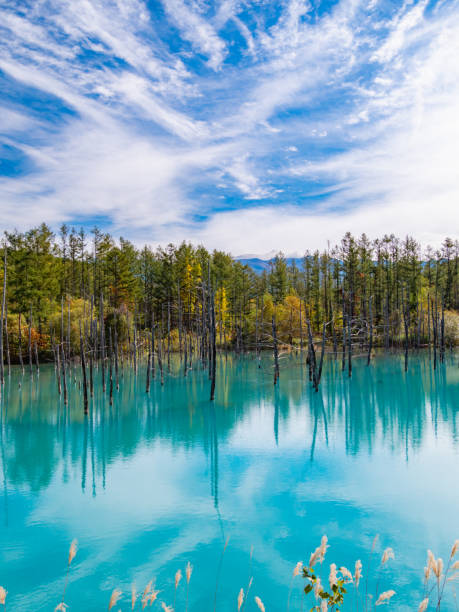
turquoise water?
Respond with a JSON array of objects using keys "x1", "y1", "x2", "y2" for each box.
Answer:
[{"x1": 0, "y1": 352, "x2": 458, "y2": 611}]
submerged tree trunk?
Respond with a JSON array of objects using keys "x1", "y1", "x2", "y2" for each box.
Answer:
[
  {"x1": 0, "y1": 249, "x2": 6, "y2": 385},
  {"x1": 272, "y1": 313, "x2": 280, "y2": 385},
  {"x1": 80, "y1": 324, "x2": 88, "y2": 414},
  {"x1": 367, "y1": 296, "x2": 373, "y2": 366}
]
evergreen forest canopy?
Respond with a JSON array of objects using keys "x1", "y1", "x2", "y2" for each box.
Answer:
[{"x1": 0, "y1": 223, "x2": 458, "y2": 367}]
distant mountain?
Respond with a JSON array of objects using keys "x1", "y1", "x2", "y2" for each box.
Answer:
[{"x1": 236, "y1": 254, "x2": 305, "y2": 273}]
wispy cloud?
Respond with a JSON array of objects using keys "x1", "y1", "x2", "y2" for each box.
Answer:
[{"x1": 0, "y1": 0, "x2": 458, "y2": 251}]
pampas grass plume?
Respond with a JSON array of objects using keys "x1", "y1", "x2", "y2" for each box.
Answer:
[
  {"x1": 175, "y1": 569, "x2": 182, "y2": 589},
  {"x1": 451, "y1": 540, "x2": 459, "y2": 559},
  {"x1": 186, "y1": 562, "x2": 193, "y2": 584},
  {"x1": 131, "y1": 584, "x2": 137, "y2": 610},
  {"x1": 313, "y1": 577, "x2": 322, "y2": 600},
  {"x1": 254, "y1": 596, "x2": 265, "y2": 612},
  {"x1": 0, "y1": 587, "x2": 6, "y2": 605},
  {"x1": 293, "y1": 561, "x2": 302, "y2": 577},
  {"x1": 339, "y1": 567, "x2": 353, "y2": 582},
  {"x1": 142, "y1": 581, "x2": 152, "y2": 601},
  {"x1": 68, "y1": 540, "x2": 77, "y2": 566},
  {"x1": 161, "y1": 603, "x2": 173, "y2": 612},
  {"x1": 375, "y1": 590, "x2": 395, "y2": 606},
  {"x1": 108, "y1": 588, "x2": 122, "y2": 610},
  {"x1": 433, "y1": 558, "x2": 443, "y2": 579},
  {"x1": 381, "y1": 548, "x2": 394, "y2": 565},
  {"x1": 328, "y1": 564, "x2": 337, "y2": 589},
  {"x1": 309, "y1": 535, "x2": 328, "y2": 567},
  {"x1": 418, "y1": 598, "x2": 429, "y2": 612},
  {"x1": 237, "y1": 588, "x2": 244, "y2": 611},
  {"x1": 354, "y1": 560, "x2": 362, "y2": 587}
]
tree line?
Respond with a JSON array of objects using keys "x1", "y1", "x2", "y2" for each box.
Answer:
[{"x1": 0, "y1": 224, "x2": 458, "y2": 388}]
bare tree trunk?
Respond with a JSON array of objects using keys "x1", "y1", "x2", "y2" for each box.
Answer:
[
  {"x1": 307, "y1": 320, "x2": 318, "y2": 390},
  {"x1": 151, "y1": 311, "x2": 156, "y2": 379},
  {"x1": 401, "y1": 287, "x2": 409, "y2": 372},
  {"x1": 109, "y1": 328, "x2": 113, "y2": 405},
  {"x1": 18, "y1": 313, "x2": 24, "y2": 374},
  {"x1": 61, "y1": 344, "x2": 68, "y2": 405},
  {"x1": 80, "y1": 323, "x2": 88, "y2": 414},
  {"x1": 0, "y1": 249, "x2": 6, "y2": 385},
  {"x1": 5, "y1": 302, "x2": 10, "y2": 378},
  {"x1": 316, "y1": 321, "x2": 327, "y2": 391},
  {"x1": 347, "y1": 313, "x2": 352, "y2": 378},
  {"x1": 146, "y1": 334, "x2": 151, "y2": 393},
  {"x1": 367, "y1": 296, "x2": 373, "y2": 366},
  {"x1": 100, "y1": 293, "x2": 105, "y2": 391},
  {"x1": 210, "y1": 284, "x2": 217, "y2": 401},
  {"x1": 272, "y1": 313, "x2": 280, "y2": 385},
  {"x1": 28, "y1": 310, "x2": 33, "y2": 375}
]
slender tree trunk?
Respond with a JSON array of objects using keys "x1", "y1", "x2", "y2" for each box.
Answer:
[
  {"x1": 367, "y1": 296, "x2": 373, "y2": 366},
  {"x1": 4, "y1": 302, "x2": 10, "y2": 378},
  {"x1": 307, "y1": 320, "x2": 318, "y2": 390},
  {"x1": 272, "y1": 313, "x2": 280, "y2": 385},
  {"x1": 80, "y1": 324, "x2": 88, "y2": 414},
  {"x1": 55, "y1": 336, "x2": 62, "y2": 395},
  {"x1": 210, "y1": 284, "x2": 217, "y2": 401},
  {"x1": 18, "y1": 313, "x2": 24, "y2": 374},
  {"x1": 28, "y1": 311, "x2": 33, "y2": 375},
  {"x1": 316, "y1": 321, "x2": 327, "y2": 391},
  {"x1": 151, "y1": 311, "x2": 156, "y2": 379},
  {"x1": 109, "y1": 328, "x2": 113, "y2": 405},
  {"x1": 61, "y1": 344, "x2": 68, "y2": 405},
  {"x1": 0, "y1": 249, "x2": 6, "y2": 385},
  {"x1": 146, "y1": 334, "x2": 151, "y2": 393},
  {"x1": 347, "y1": 313, "x2": 352, "y2": 378},
  {"x1": 100, "y1": 293, "x2": 105, "y2": 391}
]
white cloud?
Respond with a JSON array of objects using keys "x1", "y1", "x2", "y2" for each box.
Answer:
[
  {"x1": 161, "y1": 0, "x2": 227, "y2": 70},
  {"x1": 0, "y1": 0, "x2": 458, "y2": 250}
]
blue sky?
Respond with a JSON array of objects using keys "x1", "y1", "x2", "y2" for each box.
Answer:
[{"x1": 0, "y1": 0, "x2": 458, "y2": 254}]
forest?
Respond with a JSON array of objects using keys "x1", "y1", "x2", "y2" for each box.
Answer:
[{"x1": 0, "y1": 224, "x2": 458, "y2": 379}]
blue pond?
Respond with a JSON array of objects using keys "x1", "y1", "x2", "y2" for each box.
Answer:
[{"x1": 0, "y1": 351, "x2": 458, "y2": 610}]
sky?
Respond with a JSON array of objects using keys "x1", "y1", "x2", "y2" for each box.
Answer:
[{"x1": 0, "y1": 0, "x2": 458, "y2": 255}]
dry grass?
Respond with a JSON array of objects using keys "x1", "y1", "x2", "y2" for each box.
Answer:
[{"x1": 1, "y1": 535, "x2": 457, "y2": 610}]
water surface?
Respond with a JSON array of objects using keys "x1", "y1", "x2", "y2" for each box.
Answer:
[{"x1": 1, "y1": 352, "x2": 458, "y2": 610}]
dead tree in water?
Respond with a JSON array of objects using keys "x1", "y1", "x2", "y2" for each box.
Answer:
[
  {"x1": 431, "y1": 296, "x2": 438, "y2": 370},
  {"x1": 89, "y1": 297, "x2": 94, "y2": 396},
  {"x1": 401, "y1": 287, "x2": 409, "y2": 372},
  {"x1": 440, "y1": 297, "x2": 445, "y2": 363},
  {"x1": 157, "y1": 321, "x2": 164, "y2": 386},
  {"x1": 307, "y1": 320, "x2": 317, "y2": 389},
  {"x1": 151, "y1": 312, "x2": 156, "y2": 379},
  {"x1": 55, "y1": 335, "x2": 61, "y2": 395},
  {"x1": 347, "y1": 314, "x2": 352, "y2": 378},
  {"x1": 100, "y1": 293, "x2": 106, "y2": 391},
  {"x1": 28, "y1": 311, "x2": 33, "y2": 375},
  {"x1": 18, "y1": 313, "x2": 24, "y2": 374},
  {"x1": 210, "y1": 283, "x2": 217, "y2": 401},
  {"x1": 61, "y1": 344, "x2": 68, "y2": 405},
  {"x1": 80, "y1": 323, "x2": 88, "y2": 414},
  {"x1": 34, "y1": 340, "x2": 39, "y2": 374},
  {"x1": 0, "y1": 249, "x2": 6, "y2": 385},
  {"x1": 341, "y1": 292, "x2": 346, "y2": 372},
  {"x1": 367, "y1": 296, "x2": 373, "y2": 366},
  {"x1": 108, "y1": 328, "x2": 114, "y2": 405},
  {"x1": 146, "y1": 333, "x2": 151, "y2": 393},
  {"x1": 316, "y1": 322, "x2": 327, "y2": 391},
  {"x1": 272, "y1": 313, "x2": 280, "y2": 385}
]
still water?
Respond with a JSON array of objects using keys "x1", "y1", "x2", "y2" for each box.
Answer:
[{"x1": 0, "y1": 352, "x2": 458, "y2": 611}]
